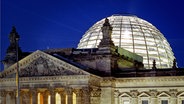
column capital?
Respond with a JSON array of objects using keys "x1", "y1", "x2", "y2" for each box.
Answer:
[
  {"x1": 114, "y1": 90, "x2": 120, "y2": 97},
  {"x1": 20, "y1": 90, "x2": 26, "y2": 96},
  {"x1": 43, "y1": 90, "x2": 50, "y2": 96},
  {"x1": 90, "y1": 88, "x2": 101, "y2": 97},
  {"x1": 29, "y1": 88, "x2": 37, "y2": 93},
  {"x1": 73, "y1": 89, "x2": 82, "y2": 97},
  {"x1": 0, "y1": 90, "x2": 7, "y2": 97},
  {"x1": 9, "y1": 90, "x2": 16, "y2": 99},
  {"x1": 130, "y1": 90, "x2": 139, "y2": 98},
  {"x1": 48, "y1": 88, "x2": 56, "y2": 96},
  {"x1": 82, "y1": 87, "x2": 90, "y2": 93},
  {"x1": 169, "y1": 89, "x2": 178, "y2": 97},
  {"x1": 66, "y1": 87, "x2": 73, "y2": 95},
  {"x1": 149, "y1": 89, "x2": 158, "y2": 98}
]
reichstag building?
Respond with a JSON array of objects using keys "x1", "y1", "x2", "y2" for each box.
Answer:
[{"x1": 0, "y1": 14, "x2": 184, "y2": 104}]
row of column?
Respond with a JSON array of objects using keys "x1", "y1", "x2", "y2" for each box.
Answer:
[{"x1": 0, "y1": 87, "x2": 101, "y2": 104}]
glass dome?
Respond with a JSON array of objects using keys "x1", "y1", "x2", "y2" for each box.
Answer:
[{"x1": 77, "y1": 14, "x2": 175, "y2": 69}]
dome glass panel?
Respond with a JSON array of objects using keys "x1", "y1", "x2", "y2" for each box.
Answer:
[{"x1": 77, "y1": 15, "x2": 175, "y2": 69}]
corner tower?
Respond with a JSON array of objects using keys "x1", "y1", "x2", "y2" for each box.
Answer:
[{"x1": 2, "y1": 26, "x2": 22, "y2": 69}]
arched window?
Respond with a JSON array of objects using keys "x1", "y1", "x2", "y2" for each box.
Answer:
[
  {"x1": 56, "y1": 92, "x2": 61, "y2": 104},
  {"x1": 73, "y1": 92, "x2": 76, "y2": 104},
  {"x1": 38, "y1": 93, "x2": 43, "y2": 104},
  {"x1": 48, "y1": 95, "x2": 50, "y2": 104}
]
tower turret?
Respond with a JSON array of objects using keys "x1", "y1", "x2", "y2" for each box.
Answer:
[{"x1": 2, "y1": 26, "x2": 22, "y2": 69}]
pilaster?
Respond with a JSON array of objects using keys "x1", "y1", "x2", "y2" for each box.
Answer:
[
  {"x1": 66, "y1": 88, "x2": 73, "y2": 104},
  {"x1": 90, "y1": 88, "x2": 101, "y2": 104},
  {"x1": 43, "y1": 90, "x2": 49, "y2": 104},
  {"x1": 0, "y1": 90, "x2": 6, "y2": 104},
  {"x1": 73, "y1": 89, "x2": 82, "y2": 104},
  {"x1": 170, "y1": 89, "x2": 177, "y2": 104},
  {"x1": 30, "y1": 88, "x2": 37, "y2": 104},
  {"x1": 130, "y1": 90, "x2": 138, "y2": 104},
  {"x1": 59, "y1": 90, "x2": 66, "y2": 104},
  {"x1": 9, "y1": 90, "x2": 16, "y2": 104},
  {"x1": 114, "y1": 90, "x2": 119, "y2": 104},
  {"x1": 82, "y1": 87, "x2": 90, "y2": 104},
  {"x1": 49, "y1": 88, "x2": 56, "y2": 104},
  {"x1": 149, "y1": 90, "x2": 158, "y2": 104}
]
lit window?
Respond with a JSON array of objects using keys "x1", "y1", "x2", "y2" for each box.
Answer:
[
  {"x1": 56, "y1": 93, "x2": 61, "y2": 104},
  {"x1": 123, "y1": 100, "x2": 130, "y2": 104}
]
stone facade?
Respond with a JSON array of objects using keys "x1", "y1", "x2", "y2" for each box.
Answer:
[{"x1": 1, "y1": 69, "x2": 184, "y2": 104}]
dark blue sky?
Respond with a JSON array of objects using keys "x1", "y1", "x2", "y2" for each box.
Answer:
[{"x1": 1, "y1": 0, "x2": 184, "y2": 70}]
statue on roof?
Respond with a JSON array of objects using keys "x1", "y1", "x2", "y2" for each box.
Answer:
[
  {"x1": 2, "y1": 26, "x2": 22, "y2": 69},
  {"x1": 103, "y1": 18, "x2": 111, "y2": 27},
  {"x1": 9, "y1": 26, "x2": 20, "y2": 44}
]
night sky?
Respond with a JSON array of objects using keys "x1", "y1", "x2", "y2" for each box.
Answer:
[{"x1": 1, "y1": 0, "x2": 184, "y2": 70}]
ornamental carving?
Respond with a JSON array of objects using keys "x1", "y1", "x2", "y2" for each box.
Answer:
[
  {"x1": 19, "y1": 57, "x2": 80, "y2": 77},
  {"x1": 73, "y1": 89, "x2": 82, "y2": 97},
  {"x1": 9, "y1": 91, "x2": 16, "y2": 99},
  {"x1": 0, "y1": 90, "x2": 7, "y2": 97},
  {"x1": 82, "y1": 87, "x2": 90, "y2": 95},
  {"x1": 114, "y1": 90, "x2": 120, "y2": 97},
  {"x1": 149, "y1": 90, "x2": 158, "y2": 97},
  {"x1": 169, "y1": 89, "x2": 177, "y2": 97},
  {"x1": 21, "y1": 91, "x2": 30, "y2": 104},
  {"x1": 66, "y1": 88, "x2": 73, "y2": 95},
  {"x1": 90, "y1": 88, "x2": 101, "y2": 97},
  {"x1": 130, "y1": 90, "x2": 139, "y2": 98}
]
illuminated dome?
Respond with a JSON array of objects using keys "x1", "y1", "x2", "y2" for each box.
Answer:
[{"x1": 77, "y1": 14, "x2": 175, "y2": 69}]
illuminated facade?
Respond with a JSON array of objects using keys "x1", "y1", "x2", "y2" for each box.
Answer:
[
  {"x1": 78, "y1": 15, "x2": 175, "y2": 69},
  {"x1": 0, "y1": 16, "x2": 184, "y2": 104}
]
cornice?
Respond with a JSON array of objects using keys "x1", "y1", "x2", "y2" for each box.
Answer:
[
  {"x1": 0, "y1": 75, "x2": 90, "y2": 83},
  {"x1": 115, "y1": 76, "x2": 184, "y2": 83}
]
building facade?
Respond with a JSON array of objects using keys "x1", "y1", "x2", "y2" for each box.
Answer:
[{"x1": 0, "y1": 17, "x2": 184, "y2": 104}]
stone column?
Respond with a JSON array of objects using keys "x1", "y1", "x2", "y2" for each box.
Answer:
[
  {"x1": 130, "y1": 90, "x2": 138, "y2": 104},
  {"x1": 0, "y1": 90, "x2": 6, "y2": 104},
  {"x1": 9, "y1": 90, "x2": 16, "y2": 104},
  {"x1": 59, "y1": 91, "x2": 66, "y2": 104},
  {"x1": 82, "y1": 87, "x2": 90, "y2": 104},
  {"x1": 150, "y1": 90, "x2": 158, "y2": 104},
  {"x1": 21, "y1": 90, "x2": 31, "y2": 104},
  {"x1": 73, "y1": 89, "x2": 82, "y2": 104},
  {"x1": 30, "y1": 88, "x2": 37, "y2": 104},
  {"x1": 50, "y1": 89, "x2": 56, "y2": 104},
  {"x1": 43, "y1": 90, "x2": 49, "y2": 104},
  {"x1": 66, "y1": 88, "x2": 73, "y2": 104},
  {"x1": 90, "y1": 88, "x2": 101, "y2": 104},
  {"x1": 170, "y1": 89, "x2": 177, "y2": 104}
]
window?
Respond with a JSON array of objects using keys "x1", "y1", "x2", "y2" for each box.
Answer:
[
  {"x1": 142, "y1": 100, "x2": 148, "y2": 104},
  {"x1": 182, "y1": 100, "x2": 184, "y2": 104},
  {"x1": 123, "y1": 100, "x2": 130, "y2": 104},
  {"x1": 161, "y1": 100, "x2": 168, "y2": 104}
]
